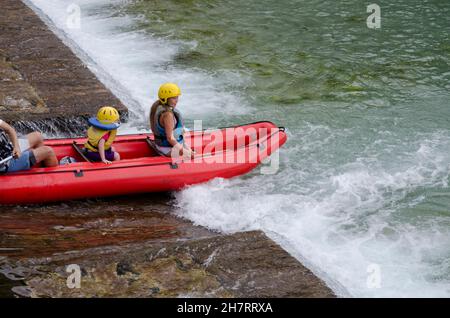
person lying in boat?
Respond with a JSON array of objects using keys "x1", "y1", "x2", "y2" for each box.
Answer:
[
  {"x1": 149, "y1": 83, "x2": 194, "y2": 158},
  {"x1": 0, "y1": 119, "x2": 58, "y2": 173},
  {"x1": 83, "y1": 106, "x2": 121, "y2": 164}
]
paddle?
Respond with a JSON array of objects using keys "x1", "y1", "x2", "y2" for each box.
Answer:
[{"x1": 0, "y1": 147, "x2": 32, "y2": 168}]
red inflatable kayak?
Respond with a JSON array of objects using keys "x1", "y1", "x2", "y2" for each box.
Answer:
[{"x1": 0, "y1": 121, "x2": 287, "y2": 205}]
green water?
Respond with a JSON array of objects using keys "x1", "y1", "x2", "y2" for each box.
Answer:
[
  {"x1": 128, "y1": 0, "x2": 450, "y2": 105},
  {"x1": 124, "y1": 0, "x2": 450, "y2": 168}
]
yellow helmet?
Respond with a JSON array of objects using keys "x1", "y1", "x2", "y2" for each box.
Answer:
[
  {"x1": 88, "y1": 106, "x2": 121, "y2": 130},
  {"x1": 97, "y1": 106, "x2": 120, "y2": 125},
  {"x1": 158, "y1": 83, "x2": 181, "y2": 104}
]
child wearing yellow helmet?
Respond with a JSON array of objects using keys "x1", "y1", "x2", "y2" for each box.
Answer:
[
  {"x1": 84, "y1": 106, "x2": 121, "y2": 164},
  {"x1": 149, "y1": 83, "x2": 194, "y2": 158}
]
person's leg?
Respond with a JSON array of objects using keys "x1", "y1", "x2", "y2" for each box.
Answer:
[
  {"x1": 85, "y1": 150, "x2": 101, "y2": 162},
  {"x1": 27, "y1": 132, "x2": 44, "y2": 149},
  {"x1": 32, "y1": 146, "x2": 58, "y2": 167},
  {"x1": 6, "y1": 151, "x2": 32, "y2": 172},
  {"x1": 155, "y1": 144, "x2": 173, "y2": 157},
  {"x1": 110, "y1": 147, "x2": 120, "y2": 161}
]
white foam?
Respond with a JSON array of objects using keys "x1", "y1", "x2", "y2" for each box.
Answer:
[
  {"x1": 175, "y1": 129, "x2": 450, "y2": 297},
  {"x1": 26, "y1": 0, "x2": 250, "y2": 133}
]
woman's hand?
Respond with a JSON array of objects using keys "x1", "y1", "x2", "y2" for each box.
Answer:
[{"x1": 102, "y1": 159, "x2": 112, "y2": 164}]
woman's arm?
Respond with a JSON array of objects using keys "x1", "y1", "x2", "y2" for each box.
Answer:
[
  {"x1": 0, "y1": 120, "x2": 21, "y2": 158},
  {"x1": 161, "y1": 112, "x2": 179, "y2": 148},
  {"x1": 161, "y1": 113, "x2": 193, "y2": 158}
]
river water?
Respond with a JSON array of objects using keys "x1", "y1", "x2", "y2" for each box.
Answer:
[{"x1": 26, "y1": 0, "x2": 450, "y2": 297}]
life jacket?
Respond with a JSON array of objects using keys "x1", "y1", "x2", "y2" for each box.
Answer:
[
  {"x1": 153, "y1": 105, "x2": 184, "y2": 147},
  {"x1": 0, "y1": 130, "x2": 14, "y2": 171},
  {"x1": 84, "y1": 127, "x2": 117, "y2": 152}
]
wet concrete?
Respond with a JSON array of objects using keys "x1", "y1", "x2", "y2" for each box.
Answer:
[
  {"x1": 1, "y1": 232, "x2": 335, "y2": 298},
  {"x1": 0, "y1": 193, "x2": 214, "y2": 259},
  {"x1": 0, "y1": 270, "x2": 18, "y2": 298},
  {"x1": 0, "y1": 0, "x2": 127, "y2": 134},
  {"x1": 0, "y1": 194, "x2": 335, "y2": 298}
]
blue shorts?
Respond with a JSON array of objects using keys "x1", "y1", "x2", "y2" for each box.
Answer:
[{"x1": 6, "y1": 150, "x2": 36, "y2": 173}]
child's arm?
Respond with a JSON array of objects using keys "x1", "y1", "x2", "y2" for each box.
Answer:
[{"x1": 98, "y1": 139, "x2": 112, "y2": 164}]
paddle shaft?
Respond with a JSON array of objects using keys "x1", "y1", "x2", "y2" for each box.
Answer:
[
  {"x1": 0, "y1": 155, "x2": 13, "y2": 166},
  {"x1": 0, "y1": 147, "x2": 31, "y2": 166}
]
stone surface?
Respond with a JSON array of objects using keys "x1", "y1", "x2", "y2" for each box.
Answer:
[
  {"x1": 0, "y1": 194, "x2": 213, "y2": 258},
  {"x1": 0, "y1": 195, "x2": 335, "y2": 298},
  {"x1": 0, "y1": 0, "x2": 127, "y2": 133},
  {"x1": 1, "y1": 231, "x2": 334, "y2": 298},
  {"x1": 0, "y1": 50, "x2": 47, "y2": 115}
]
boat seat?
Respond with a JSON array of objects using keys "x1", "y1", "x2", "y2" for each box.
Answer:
[
  {"x1": 145, "y1": 137, "x2": 166, "y2": 157},
  {"x1": 72, "y1": 141, "x2": 91, "y2": 163}
]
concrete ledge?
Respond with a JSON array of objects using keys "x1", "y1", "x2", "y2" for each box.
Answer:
[
  {"x1": 0, "y1": 196, "x2": 335, "y2": 298},
  {"x1": 0, "y1": 0, "x2": 127, "y2": 133}
]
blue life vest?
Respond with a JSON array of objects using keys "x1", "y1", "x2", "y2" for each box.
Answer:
[{"x1": 154, "y1": 105, "x2": 184, "y2": 147}]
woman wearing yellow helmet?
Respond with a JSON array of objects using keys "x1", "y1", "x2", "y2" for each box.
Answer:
[
  {"x1": 149, "y1": 83, "x2": 193, "y2": 158},
  {"x1": 84, "y1": 106, "x2": 121, "y2": 164}
]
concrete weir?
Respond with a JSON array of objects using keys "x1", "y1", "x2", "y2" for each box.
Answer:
[
  {"x1": 0, "y1": 0, "x2": 336, "y2": 298},
  {"x1": 0, "y1": 0, "x2": 127, "y2": 134}
]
